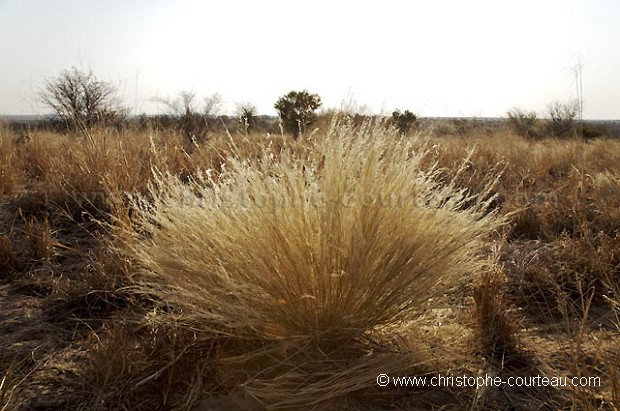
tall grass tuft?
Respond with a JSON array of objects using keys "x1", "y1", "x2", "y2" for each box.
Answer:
[
  {"x1": 0, "y1": 131, "x2": 22, "y2": 196},
  {"x1": 116, "y1": 119, "x2": 503, "y2": 406},
  {"x1": 25, "y1": 217, "x2": 56, "y2": 261},
  {"x1": 473, "y1": 267, "x2": 521, "y2": 363}
]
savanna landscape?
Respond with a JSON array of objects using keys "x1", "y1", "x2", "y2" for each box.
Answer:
[{"x1": 0, "y1": 81, "x2": 619, "y2": 410}]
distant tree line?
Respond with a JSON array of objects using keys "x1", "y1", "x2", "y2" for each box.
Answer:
[
  {"x1": 36, "y1": 67, "x2": 614, "y2": 140},
  {"x1": 39, "y1": 67, "x2": 327, "y2": 139}
]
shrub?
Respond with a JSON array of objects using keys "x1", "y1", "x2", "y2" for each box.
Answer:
[
  {"x1": 391, "y1": 109, "x2": 419, "y2": 135},
  {"x1": 581, "y1": 124, "x2": 605, "y2": 140},
  {"x1": 120, "y1": 119, "x2": 501, "y2": 406},
  {"x1": 274, "y1": 90, "x2": 322, "y2": 138},
  {"x1": 507, "y1": 107, "x2": 538, "y2": 138},
  {"x1": 547, "y1": 101, "x2": 577, "y2": 138}
]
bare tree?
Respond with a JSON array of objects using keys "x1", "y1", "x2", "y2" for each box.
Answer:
[
  {"x1": 235, "y1": 102, "x2": 257, "y2": 134},
  {"x1": 154, "y1": 90, "x2": 198, "y2": 118},
  {"x1": 40, "y1": 67, "x2": 123, "y2": 130},
  {"x1": 203, "y1": 92, "x2": 222, "y2": 118},
  {"x1": 152, "y1": 90, "x2": 212, "y2": 140}
]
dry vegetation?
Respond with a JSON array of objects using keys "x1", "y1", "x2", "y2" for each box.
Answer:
[{"x1": 0, "y1": 117, "x2": 618, "y2": 410}]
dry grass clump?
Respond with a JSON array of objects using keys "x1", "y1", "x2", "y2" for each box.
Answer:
[
  {"x1": 34, "y1": 130, "x2": 164, "y2": 217},
  {"x1": 511, "y1": 232, "x2": 619, "y2": 316},
  {"x1": 0, "y1": 359, "x2": 26, "y2": 411},
  {"x1": 17, "y1": 131, "x2": 59, "y2": 182},
  {"x1": 114, "y1": 119, "x2": 502, "y2": 407},
  {"x1": 472, "y1": 267, "x2": 522, "y2": 363},
  {"x1": 24, "y1": 217, "x2": 56, "y2": 261},
  {"x1": 0, "y1": 130, "x2": 23, "y2": 196},
  {"x1": 81, "y1": 320, "x2": 218, "y2": 411},
  {"x1": 538, "y1": 288, "x2": 620, "y2": 411}
]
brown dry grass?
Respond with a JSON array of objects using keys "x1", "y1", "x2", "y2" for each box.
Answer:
[
  {"x1": 0, "y1": 129, "x2": 22, "y2": 196},
  {"x1": 472, "y1": 266, "x2": 522, "y2": 363},
  {"x1": 0, "y1": 118, "x2": 618, "y2": 410},
  {"x1": 24, "y1": 217, "x2": 56, "y2": 261}
]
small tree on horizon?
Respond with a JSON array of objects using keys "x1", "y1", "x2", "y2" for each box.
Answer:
[
  {"x1": 203, "y1": 92, "x2": 222, "y2": 118},
  {"x1": 547, "y1": 101, "x2": 578, "y2": 138},
  {"x1": 274, "y1": 90, "x2": 322, "y2": 138},
  {"x1": 236, "y1": 102, "x2": 257, "y2": 135},
  {"x1": 391, "y1": 109, "x2": 419, "y2": 135},
  {"x1": 152, "y1": 90, "x2": 211, "y2": 140},
  {"x1": 507, "y1": 107, "x2": 538, "y2": 138},
  {"x1": 40, "y1": 67, "x2": 123, "y2": 131}
]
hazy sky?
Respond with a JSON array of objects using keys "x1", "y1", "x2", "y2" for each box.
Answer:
[{"x1": 1, "y1": 0, "x2": 619, "y2": 118}]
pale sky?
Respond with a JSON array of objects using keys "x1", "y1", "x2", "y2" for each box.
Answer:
[{"x1": 0, "y1": 0, "x2": 619, "y2": 118}]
